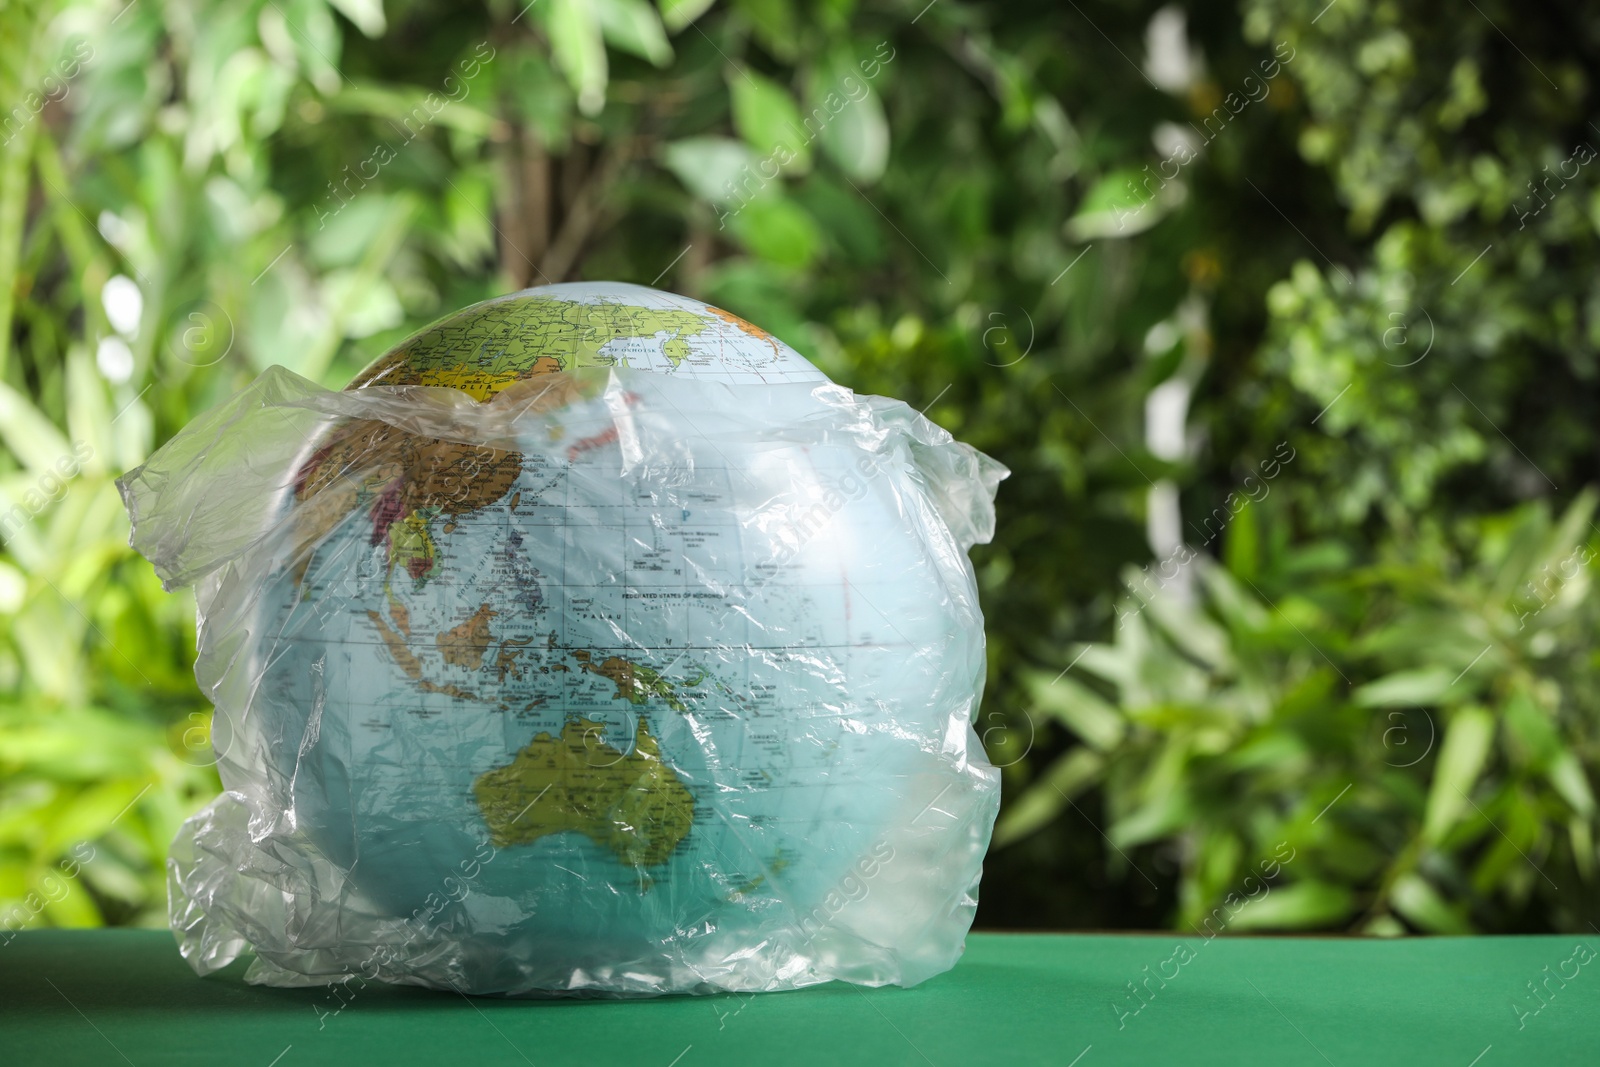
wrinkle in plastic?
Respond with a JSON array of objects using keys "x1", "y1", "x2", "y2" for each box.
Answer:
[{"x1": 119, "y1": 365, "x2": 1007, "y2": 996}]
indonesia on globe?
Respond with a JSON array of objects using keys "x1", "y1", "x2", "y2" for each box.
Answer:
[{"x1": 122, "y1": 282, "x2": 1006, "y2": 996}]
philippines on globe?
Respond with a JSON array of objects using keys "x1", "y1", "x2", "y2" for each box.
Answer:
[{"x1": 122, "y1": 281, "x2": 1006, "y2": 996}]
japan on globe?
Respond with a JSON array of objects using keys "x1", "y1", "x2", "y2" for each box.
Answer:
[{"x1": 120, "y1": 282, "x2": 1007, "y2": 996}]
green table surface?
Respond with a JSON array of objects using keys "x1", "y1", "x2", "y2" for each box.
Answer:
[{"x1": 2, "y1": 930, "x2": 1596, "y2": 1066}]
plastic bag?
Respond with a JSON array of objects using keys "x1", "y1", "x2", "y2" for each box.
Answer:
[{"x1": 120, "y1": 360, "x2": 1006, "y2": 996}]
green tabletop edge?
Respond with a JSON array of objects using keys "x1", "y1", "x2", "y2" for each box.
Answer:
[{"x1": 2, "y1": 929, "x2": 1597, "y2": 1066}]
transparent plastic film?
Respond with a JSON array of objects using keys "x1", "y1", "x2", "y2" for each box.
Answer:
[{"x1": 119, "y1": 364, "x2": 1007, "y2": 997}]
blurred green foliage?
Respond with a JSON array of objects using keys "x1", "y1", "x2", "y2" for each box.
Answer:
[{"x1": 1, "y1": 0, "x2": 1596, "y2": 935}]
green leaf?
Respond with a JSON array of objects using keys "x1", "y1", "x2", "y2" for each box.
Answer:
[
  {"x1": 1142, "y1": 585, "x2": 1233, "y2": 674},
  {"x1": 320, "y1": 270, "x2": 403, "y2": 339},
  {"x1": 792, "y1": 177, "x2": 885, "y2": 263},
  {"x1": 503, "y1": 52, "x2": 574, "y2": 147},
  {"x1": 1547, "y1": 751, "x2": 1596, "y2": 817},
  {"x1": 729, "y1": 70, "x2": 811, "y2": 174},
  {"x1": 1197, "y1": 565, "x2": 1270, "y2": 632},
  {"x1": 1110, "y1": 790, "x2": 1192, "y2": 849},
  {"x1": 660, "y1": 137, "x2": 761, "y2": 205},
  {"x1": 1503, "y1": 686, "x2": 1560, "y2": 766},
  {"x1": 813, "y1": 55, "x2": 889, "y2": 183},
  {"x1": 1225, "y1": 732, "x2": 1310, "y2": 773},
  {"x1": 1570, "y1": 818, "x2": 1595, "y2": 882},
  {"x1": 1353, "y1": 667, "x2": 1457, "y2": 708},
  {"x1": 1421, "y1": 705, "x2": 1495, "y2": 844},
  {"x1": 325, "y1": 83, "x2": 498, "y2": 136},
  {"x1": 1391, "y1": 873, "x2": 1474, "y2": 933},
  {"x1": 732, "y1": 0, "x2": 798, "y2": 61},
  {"x1": 993, "y1": 748, "x2": 1103, "y2": 847},
  {"x1": 725, "y1": 195, "x2": 821, "y2": 269},
  {"x1": 1546, "y1": 489, "x2": 1598, "y2": 560},
  {"x1": 80, "y1": 849, "x2": 148, "y2": 906},
  {"x1": 1071, "y1": 640, "x2": 1134, "y2": 690},
  {"x1": 440, "y1": 170, "x2": 496, "y2": 267},
  {"x1": 326, "y1": 0, "x2": 387, "y2": 38},
  {"x1": 1226, "y1": 881, "x2": 1356, "y2": 931},
  {"x1": 1066, "y1": 167, "x2": 1184, "y2": 240},
  {"x1": 0, "y1": 3, "x2": 43, "y2": 381},
  {"x1": 1222, "y1": 495, "x2": 1260, "y2": 582},
  {"x1": 0, "y1": 560, "x2": 23, "y2": 613},
  {"x1": 0, "y1": 380, "x2": 73, "y2": 472},
  {"x1": 34, "y1": 865, "x2": 102, "y2": 927},
  {"x1": 65, "y1": 351, "x2": 110, "y2": 476},
  {"x1": 300, "y1": 196, "x2": 415, "y2": 382},
  {"x1": 546, "y1": 0, "x2": 608, "y2": 115},
  {"x1": 1029, "y1": 671, "x2": 1125, "y2": 751},
  {"x1": 595, "y1": 0, "x2": 673, "y2": 66},
  {"x1": 43, "y1": 780, "x2": 150, "y2": 856},
  {"x1": 309, "y1": 195, "x2": 399, "y2": 269},
  {"x1": 658, "y1": 0, "x2": 716, "y2": 31},
  {"x1": 279, "y1": 0, "x2": 343, "y2": 96}
]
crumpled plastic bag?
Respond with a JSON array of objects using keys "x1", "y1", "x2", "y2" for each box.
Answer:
[{"x1": 119, "y1": 364, "x2": 1007, "y2": 997}]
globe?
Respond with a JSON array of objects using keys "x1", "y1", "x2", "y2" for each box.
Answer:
[{"x1": 142, "y1": 282, "x2": 1003, "y2": 995}]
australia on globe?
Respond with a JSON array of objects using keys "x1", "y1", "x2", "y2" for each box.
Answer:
[{"x1": 121, "y1": 282, "x2": 1006, "y2": 996}]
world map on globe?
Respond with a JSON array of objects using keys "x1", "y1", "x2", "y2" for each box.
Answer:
[{"x1": 284, "y1": 284, "x2": 833, "y2": 884}]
